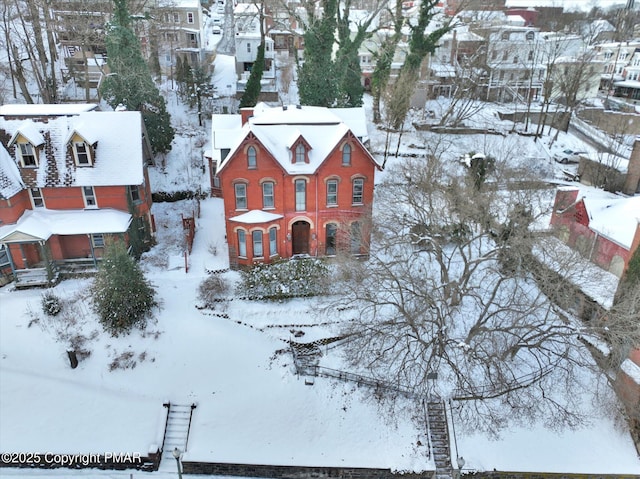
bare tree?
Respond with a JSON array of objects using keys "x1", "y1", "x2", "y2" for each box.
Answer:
[{"x1": 331, "y1": 151, "x2": 612, "y2": 432}]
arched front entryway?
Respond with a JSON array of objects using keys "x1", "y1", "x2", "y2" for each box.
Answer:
[{"x1": 291, "y1": 220, "x2": 310, "y2": 255}]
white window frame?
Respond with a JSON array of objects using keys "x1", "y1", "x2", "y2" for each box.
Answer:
[
  {"x1": 247, "y1": 146, "x2": 257, "y2": 168},
  {"x1": 73, "y1": 142, "x2": 92, "y2": 166},
  {"x1": 269, "y1": 227, "x2": 277, "y2": 256},
  {"x1": 295, "y1": 144, "x2": 305, "y2": 164},
  {"x1": 187, "y1": 12, "x2": 194, "y2": 23},
  {"x1": 29, "y1": 188, "x2": 45, "y2": 208},
  {"x1": 18, "y1": 143, "x2": 38, "y2": 167},
  {"x1": 235, "y1": 183, "x2": 248, "y2": 210},
  {"x1": 262, "y1": 181, "x2": 274, "y2": 209},
  {"x1": 295, "y1": 179, "x2": 306, "y2": 211},
  {"x1": 326, "y1": 179, "x2": 338, "y2": 206},
  {"x1": 352, "y1": 178, "x2": 364, "y2": 205},
  {"x1": 252, "y1": 230, "x2": 263, "y2": 258},
  {"x1": 238, "y1": 230, "x2": 247, "y2": 257},
  {"x1": 342, "y1": 144, "x2": 351, "y2": 165},
  {"x1": 83, "y1": 186, "x2": 97, "y2": 208},
  {"x1": 91, "y1": 233, "x2": 105, "y2": 248}
]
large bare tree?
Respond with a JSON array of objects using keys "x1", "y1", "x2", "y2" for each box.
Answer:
[{"x1": 331, "y1": 149, "x2": 619, "y2": 432}]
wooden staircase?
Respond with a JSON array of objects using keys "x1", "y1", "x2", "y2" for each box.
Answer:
[{"x1": 427, "y1": 400, "x2": 453, "y2": 479}]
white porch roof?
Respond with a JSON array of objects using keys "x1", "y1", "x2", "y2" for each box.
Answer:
[{"x1": 0, "y1": 208, "x2": 132, "y2": 243}]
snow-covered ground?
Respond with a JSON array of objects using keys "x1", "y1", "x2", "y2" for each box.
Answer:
[{"x1": 2, "y1": 44, "x2": 640, "y2": 477}]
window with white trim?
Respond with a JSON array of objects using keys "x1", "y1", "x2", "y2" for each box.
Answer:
[
  {"x1": 83, "y1": 186, "x2": 97, "y2": 207},
  {"x1": 295, "y1": 144, "x2": 305, "y2": 164},
  {"x1": 73, "y1": 142, "x2": 91, "y2": 166},
  {"x1": 342, "y1": 144, "x2": 351, "y2": 165},
  {"x1": 29, "y1": 188, "x2": 45, "y2": 208},
  {"x1": 326, "y1": 179, "x2": 338, "y2": 206},
  {"x1": 18, "y1": 143, "x2": 37, "y2": 167},
  {"x1": 247, "y1": 146, "x2": 257, "y2": 168},
  {"x1": 235, "y1": 183, "x2": 247, "y2": 209},
  {"x1": 262, "y1": 181, "x2": 274, "y2": 208},
  {"x1": 187, "y1": 12, "x2": 194, "y2": 23},
  {"x1": 252, "y1": 230, "x2": 263, "y2": 257},
  {"x1": 295, "y1": 179, "x2": 306, "y2": 211},
  {"x1": 269, "y1": 227, "x2": 277, "y2": 256},
  {"x1": 91, "y1": 233, "x2": 105, "y2": 248},
  {"x1": 238, "y1": 230, "x2": 247, "y2": 257},
  {"x1": 352, "y1": 178, "x2": 364, "y2": 204}
]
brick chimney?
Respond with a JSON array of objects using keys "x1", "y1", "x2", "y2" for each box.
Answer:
[
  {"x1": 623, "y1": 137, "x2": 640, "y2": 195},
  {"x1": 240, "y1": 107, "x2": 254, "y2": 126}
]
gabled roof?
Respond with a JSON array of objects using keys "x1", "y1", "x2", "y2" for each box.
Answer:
[
  {"x1": 215, "y1": 104, "x2": 378, "y2": 176},
  {"x1": 0, "y1": 208, "x2": 132, "y2": 243},
  {"x1": 9, "y1": 121, "x2": 45, "y2": 147},
  {"x1": 0, "y1": 110, "x2": 146, "y2": 187},
  {"x1": 0, "y1": 144, "x2": 24, "y2": 200}
]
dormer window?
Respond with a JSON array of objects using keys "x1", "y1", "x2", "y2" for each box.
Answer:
[
  {"x1": 18, "y1": 143, "x2": 37, "y2": 167},
  {"x1": 295, "y1": 144, "x2": 305, "y2": 164},
  {"x1": 73, "y1": 142, "x2": 93, "y2": 166}
]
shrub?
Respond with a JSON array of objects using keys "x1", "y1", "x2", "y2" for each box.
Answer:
[
  {"x1": 238, "y1": 258, "x2": 330, "y2": 300},
  {"x1": 41, "y1": 291, "x2": 62, "y2": 316},
  {"x1": 91, "y1": 240, "x2": 158, "y2": 336},
  {"x1": 198, "y1": 274, "x2": 230, "y2": 306}
]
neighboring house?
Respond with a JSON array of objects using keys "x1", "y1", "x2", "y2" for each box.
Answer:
[
  {"x1": 234, "y1": 2, "x2": 276, "y2": 97},
  {"x1": 593, "y1": 40, "x2": 640, "y2": 91},
  {"x1": 210, "y1": 103, "x2": 379, "y2": 268},
  {"x1": 155, "y1": 0, "x2": 205, "y2": 74},
  {"x1": 0, "y1": 104, "x2": 155, "y2": 288},
  {"x1": 614, "y1": 48, "x2": 640, "y2": 101},
  {"x1": 483, "y1": 25, "x2": 546, "y2": 102},
  {"x1": 550, "y1": 186, "x2": 640, "y2": 278}
]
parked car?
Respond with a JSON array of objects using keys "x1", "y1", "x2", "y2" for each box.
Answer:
[{"x1": 553, "y1": 149, "x2": 587, "y2": 164}]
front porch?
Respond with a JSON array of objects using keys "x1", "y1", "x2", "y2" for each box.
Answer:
[{"x1": 12, "y1": 258, "x2": 101, "y2": 290}]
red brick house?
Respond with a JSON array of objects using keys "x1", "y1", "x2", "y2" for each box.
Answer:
[
  {"x1": 550, "y1": 186, "x2": 640, "y2": 278},
  {"x1": 211, "y1": 104, "x2": 379, "y2": 268},
  {"x1": 0, "y1": 104, "x2": 155, "y2": 287}
]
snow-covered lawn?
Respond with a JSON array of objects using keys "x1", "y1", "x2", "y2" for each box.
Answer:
[
  {"x1": 1, "y1": 53, "x2": 639, "y2": 475},
  {"x1": 1, "y1": 195, "x2": 639, "y2": 476}
]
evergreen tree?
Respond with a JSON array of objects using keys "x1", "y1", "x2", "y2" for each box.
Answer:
[
  {"x1": 297, "y1": 0, "x2": 337, "y2": 107},
  {"x1": 100, "y1": 0, "x2": 175, "y2": 155},
  {"x1": 91, "y1": 240, "x2": 158, "y2": 336},
  {"x1": 239, "y1": 41, "x2": 265, "y2": 108}
]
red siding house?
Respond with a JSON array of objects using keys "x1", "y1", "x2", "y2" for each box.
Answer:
[
  {"x1": 550, "y1": 186, "x2": 640, "y2": 278},
  {"x1": 0, "y1": 104, "x2": 155, "y2": 287},
  {"x1": 211, "y1": 104, "x2": 380, "y2": 268}
]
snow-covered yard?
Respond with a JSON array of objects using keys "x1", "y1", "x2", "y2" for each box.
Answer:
[{"x1": 1, "y1": 52, "x2": 639, "y2": 476}]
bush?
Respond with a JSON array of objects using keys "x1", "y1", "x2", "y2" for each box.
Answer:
[
  {"x1": 91, "y1": 240, "x2": 158, "y2": 336},
  {"x1": 198, "y1": 274, "x2": 230, "y2": 307},
  {"x1": 238, "y1": 258, "x2": 330, "y2": 300},
  {"x1": 41, "y1": 291, "x2": 62, "y2": 316}
]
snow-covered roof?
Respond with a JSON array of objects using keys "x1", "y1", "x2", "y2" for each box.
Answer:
[
  {"x1": 0, "y1": 104, "x2": 98, "y2": 116},
  {"x1": 0, "y1": 144, "x2": 23, "y2": 200},
  {"x1": 583, "y1": 195, "x2": 640, "y2": 249},
  {"x1": 230, "y1": 210, "x2": 284, "y2": 224},
  {"x1": 0, "y1": 208, "x2": 132, "y2": 243},
  {"x1": 9, "y1": 121, "x2": 45, "y2": 147},
  {"x1": 212, "y1": 114, "x2": 243, "y2": 150},
  {"x1": 621, "y1": 358, "x2": 640, "y2": 385},
  {"x1": 0, "y1": 111, "x2": 146, "y2": 187},
  {"x1": 614, "y1": 80, "x2": 640, "y2": 89},
  {"x1": 156, "y1": 0, "x2": 199, "y2": 8},
  {"x1": 215, "y1": 104, "x2": 374, "y2": 176}
]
